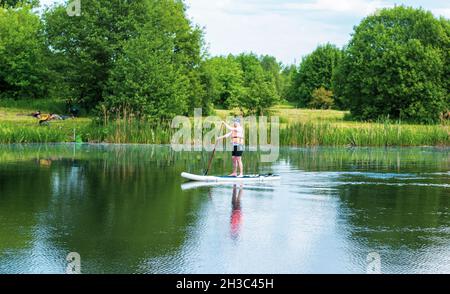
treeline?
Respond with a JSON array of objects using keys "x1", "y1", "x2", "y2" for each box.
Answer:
[
  {"x1": 287, "y1": 7, "x2": 449, "y2": 124},
  {"x1": 0, "y1": 1, "x2": 448, "y2": 123},
  {"x1": 200, "y1": 54, "x2": 296, "y2": 115}
]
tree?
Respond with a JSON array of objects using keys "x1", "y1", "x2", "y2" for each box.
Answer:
[
  {"x1": 235, "y1": 53, "x2": 279, "y2": 115},
  {"x1": 44, "y1": 0, "x2": 205, "y2": 115},
  {"x1": 290, "y1": 43, "x2": 342, "y2": 108},
  {"x1": 102, "y1": 0, "x2": 206, "y2": 119},
  {"x1": 43, "y1": 0, "x2": 151, "y2": 110},
  {"x1": 0, "y1": 0, "x2": 38, "y2": 7},
  {"x1": 149, "y1": 0, "x2": 206, "y2": 115},
  {"x1": 439, "y1": 17, "x2": 450, "y2": 115},
  {"x1": 199, "y1": 56, "x2": 244, "y2": 109},
  {"x1": 0, "y1": 5, "x2": 49, "y2": 99},
  {"x1": 281, "y1": 64, "x2": 298, "y2": 102},
  {"x1": 103, "y1": 26, "x2": 189, "y2": 120},
  {"x1": 260, "y1": 55, "x2": 283, "y2": 98},
  {"x1": 200, "y1": 54, "x2": 283, "y2": 114},
  {"x1": 334, "y1": 6, "x2": 449, "y2": 123},
  {"x1": 309, "y1": 87, "x2": 334, "y2": 109}
]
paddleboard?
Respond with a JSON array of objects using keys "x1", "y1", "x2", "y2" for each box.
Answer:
[
  {"x1": 181, "y1": 181, "x2": 278, "y2": 191},
  {"x1": 181, "y1": 172, "x2": 280, "y2": 183}
]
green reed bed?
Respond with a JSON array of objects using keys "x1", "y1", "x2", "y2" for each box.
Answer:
[
  {"x1": 0, "y1": 117, "x2": 448, "y2": 146},
  {"x1": 0, "y1": 123, "x2": 70, "y2": 144},
  {"x1": 89, "y1": 120, "x2": 449, "y2": 146},
  {"x1": 281, "y1": 122, "x2": 449, "y2": 147},
  {"x1": 0, "y1": 119, "x2": 91, "y2": 144},
  {"x1": 0, "y1": 118, "x2": 175, "y2": 145},
  {"x1": 82, "y1": 120, "x2": 174, "y2": 144}
]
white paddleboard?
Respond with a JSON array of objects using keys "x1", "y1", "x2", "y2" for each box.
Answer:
[
  {"x1": 180, "y1": 181, "x2": 279, "y2": 191},
  {"x1": 181, "y1": 172, "x2": 280, "y2": 183}
]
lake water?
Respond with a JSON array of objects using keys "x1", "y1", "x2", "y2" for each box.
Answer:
[{"x1": 0, "y1": 144, "x2": 449, "y2": 274}]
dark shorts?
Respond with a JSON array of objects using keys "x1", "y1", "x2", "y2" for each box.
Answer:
[{"x1": 232, "y1": 145, "x2": 244, "y2": 157}]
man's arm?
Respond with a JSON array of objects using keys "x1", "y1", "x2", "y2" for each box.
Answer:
[
  {"x1": 222, "y1": 121, "x2": 238, "y2": 131},
  {"x1": 217, "y1": 132, "x2": 232, "y2": 141}
]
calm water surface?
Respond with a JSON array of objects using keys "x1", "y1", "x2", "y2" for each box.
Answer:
[{"x1": 0, "y1": 144, "x2": 448, "y2": 274}]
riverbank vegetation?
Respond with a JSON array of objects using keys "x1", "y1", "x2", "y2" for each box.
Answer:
[
  {"x1": 0, "y1": 101, "x2": 448, "y2": 146},
  {"x1": 0, "y1": 1, "x2": 448, "y2": 146}
]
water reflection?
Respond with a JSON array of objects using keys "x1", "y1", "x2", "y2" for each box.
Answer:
[
  {"x1": 0, "y1": 144, "x2": 448, "y2": 273},
  {"x1": 230, "y1": 185, "x2": 243, "y2": 241}
]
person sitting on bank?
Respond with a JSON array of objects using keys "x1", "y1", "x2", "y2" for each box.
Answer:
[
  {"x1": 51, "y1": 114, "x2": 67, "y2": 120},
  {"x1": 31, "y1": 111, "x2": 41, "y2": 119},
  {"x1": 39, "y1": 114, "x2": 54, "y2": 125}
]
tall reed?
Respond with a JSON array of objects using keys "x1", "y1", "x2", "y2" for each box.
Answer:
[
  {"x1": 0, "y1": 118, "x2": 448, "y2": 146},
  {"x1": 280, "y1": 122, "x2": 449, "y2": 147}
]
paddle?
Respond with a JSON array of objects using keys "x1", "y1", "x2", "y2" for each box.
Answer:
[{"x1": 204, "y1": 123, "x2": 224, "y2": 176}]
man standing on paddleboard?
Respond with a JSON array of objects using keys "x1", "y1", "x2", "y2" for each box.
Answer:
[{"x1": 217, "y1": 118, "x2": 245, "y2": 177}]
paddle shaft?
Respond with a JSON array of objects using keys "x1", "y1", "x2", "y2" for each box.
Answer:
[{"x1": 204, "y1": 124, "x2": 224, "y2": 176}]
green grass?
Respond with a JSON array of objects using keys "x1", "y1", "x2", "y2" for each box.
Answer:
[
  {"x1": 0, "y1": 99, "x2": 91, "y2": 143},
  {"x1": 0, "y1": 100, "x2": 448, "y2": 146},
  {"x1": 0, "y1": 120, "x2": 91, "y2": 144}
]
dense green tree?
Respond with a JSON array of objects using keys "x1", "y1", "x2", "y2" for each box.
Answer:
[
  {"x1": 0, "y1": 0, "x2": 38, "y2": 7},
  {"x1": 290, "y1": 43, "x2": 342, "y2": 108},
  {"x1": 0, "y1": 5, "x2": 49, "y2": 99},
  {"x1": 334, "y1": 6, "x2": 449, "y2": 123},
  {"x1": 281, "y1": 64, "x2": 298, "y2": 102},
  {"x1": 43, "y1": 0, "x2": 151, "y2": 110},
  {"x1": 150, "y1": 0, "x2": 206, "y2": 115},
  {"x1": 439, "y1": 17, "x2": 450, "y2": 113},
  {"x1": 260, "y1": 55, "x2": 283, "y2": 97},
  {"x1": 199, "y1": 54, "x2": 282, "y2": 114},
  {"x1": 103, "y1": 25, "x2": 190, "y2": 120},
  {"x1": 44, "y1": 0, "x2": 204, "y2": 115},
  {"x1": 235, "y1": 53, "x2": 279, "y2": 115},
  {"x1": 102, "y1": 0, "x2": 205, "y2": 119},
  {"x1": 199, "y1": 56, "x2": 244, "y2": 109}
]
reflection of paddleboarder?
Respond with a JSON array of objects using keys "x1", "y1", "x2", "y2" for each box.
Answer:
[{"x1": 231, "y1": 184, "x2": 243, "y2": 240}]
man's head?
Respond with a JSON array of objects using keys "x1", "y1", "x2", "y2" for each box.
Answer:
[{"x1": 233, "y1": 118, "x2": 241, "y2": 127}]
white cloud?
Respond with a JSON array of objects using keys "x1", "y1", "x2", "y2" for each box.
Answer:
[
  {"x1": 187, "y1": 0, "x2": 450, "y2": 64},
  {"x1": 187, "y1": 0, "x2": 393, "y2": 17},
  {"x1": 186, "y1": 0, "x2": 358, "y2": 64},
  {"x1": 36, "y1": 0, "x2": 450, "y2": 64},
  {"x1": 282, "y1": 0, "x2": 393, "y2": 16},
  {"x1": 40, "y1": 0, "x2": 61, "y2": 7},
  {"x1": 432, "y1": 8, "x2": 450, "y2": 18}
]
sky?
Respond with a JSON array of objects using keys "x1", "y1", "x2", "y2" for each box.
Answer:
[{"x1": 40, "y1": 0, "x2": 450, "y2": 65}]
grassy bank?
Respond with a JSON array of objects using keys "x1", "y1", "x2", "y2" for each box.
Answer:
[{"x1": 0, "y1": 101, "x2": 448, "y2": 146}]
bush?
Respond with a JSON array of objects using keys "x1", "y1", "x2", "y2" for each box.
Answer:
[
  {"x1": 290, "y1": 44, "x2": 342, "y2": 108},
  {"x1": 309, "y1": 87, "x2": 334, "y2": 109}
]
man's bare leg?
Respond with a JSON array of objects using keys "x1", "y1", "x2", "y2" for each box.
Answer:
[
  {"x1": 229, "y1": 157, "x2": 237, "y2": 176},
  {"x1": 237, "y1": 157, "x2": 243, "y2": 177}
]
